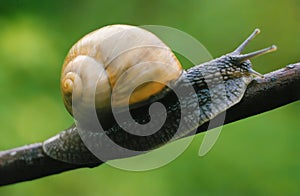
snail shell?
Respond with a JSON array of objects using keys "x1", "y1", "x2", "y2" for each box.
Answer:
[{"x1": 61, "y1": 25, "x2": 182, "y2": 118}]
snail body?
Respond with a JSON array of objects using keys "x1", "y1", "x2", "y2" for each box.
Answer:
[{"x1": 43, "y1": 25, "x2": 276, "y2": 164}]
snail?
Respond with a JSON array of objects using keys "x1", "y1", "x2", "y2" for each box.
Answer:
[{"x1": 43, "y1": 25, "x2": 276, "y2": 164}]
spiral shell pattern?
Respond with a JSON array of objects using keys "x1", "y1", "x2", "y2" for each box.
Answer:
[{"x1": 60, "y1": 24, "x2": 183, "y2": 116}]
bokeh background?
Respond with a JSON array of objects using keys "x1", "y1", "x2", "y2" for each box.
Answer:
[{"x1": 1, "y1": 0, "x2": 300, "y2": 195}]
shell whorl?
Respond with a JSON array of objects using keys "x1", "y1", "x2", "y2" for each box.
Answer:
[
  {"x1": 62, "y1": 72, "x2": 78, "y2": 95},
  {"x1": 61, "y1": 72, "x2": 82, "y2": 113}
]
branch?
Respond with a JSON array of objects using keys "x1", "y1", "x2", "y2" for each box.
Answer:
[
  {"x1": 0, "y1": 143, "x2": 101, "y2": 186},
  {"x1": 0, "y1": 63, "x2": 300, "y2": 186}
]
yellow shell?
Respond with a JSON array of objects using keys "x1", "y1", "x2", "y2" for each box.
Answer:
[{"x1": 61, "y1": 24, "x2": 183, "y2": 116}]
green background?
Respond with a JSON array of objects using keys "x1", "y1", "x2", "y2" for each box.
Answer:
[{"x1": 1, "y1": 0, "x2": 300, "y2": 195}]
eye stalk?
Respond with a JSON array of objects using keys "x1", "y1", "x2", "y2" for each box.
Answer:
[
  {"x1": 231, "y1": 28, "x2": 277, "y2": 78},
  {"x1": 233, "y1": 28, "x2": 261, "y2": 54},
  {"x1": 236, "y1": 45, "x2": 277, "y2": 63}
]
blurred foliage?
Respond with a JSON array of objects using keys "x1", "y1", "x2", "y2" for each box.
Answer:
[{"x1": 0, "y1": 0, "x2": 300, "y2": 195}]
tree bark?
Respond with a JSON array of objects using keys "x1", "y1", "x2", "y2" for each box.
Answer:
[{"x1": 0, "y1": 63, "x2": 300, "y2": 186}]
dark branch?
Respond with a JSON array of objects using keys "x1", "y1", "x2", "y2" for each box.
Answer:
[
  {"x1": 0, "y1": 63, "x2": 300, "y2": 186},
  {"x1": 0, "y1": 143, "x2": 101, "y2": 186}
]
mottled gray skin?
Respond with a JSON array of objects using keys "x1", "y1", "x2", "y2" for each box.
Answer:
[{"x1": 43, "y1": 54, "x2": 254, "y2": 164}]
